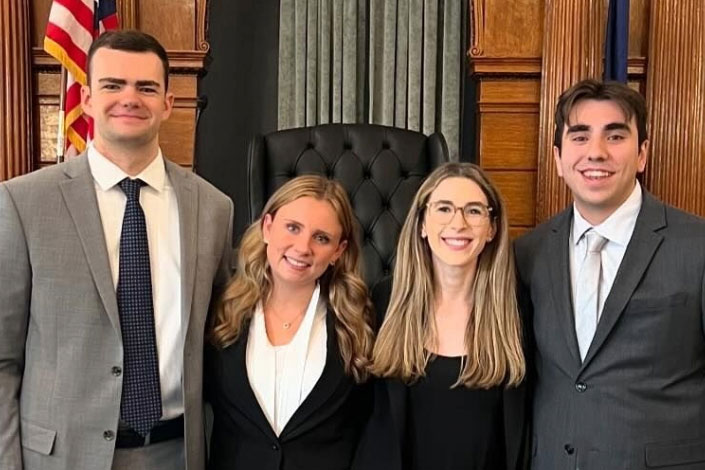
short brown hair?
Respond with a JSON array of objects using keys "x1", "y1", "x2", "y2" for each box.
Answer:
[
  {"x1": 86, "y1": 30, "x2": 170, "y2": 90},
  {"x1": 554, "y1": 79, "x2": 647, "y2": 152}
]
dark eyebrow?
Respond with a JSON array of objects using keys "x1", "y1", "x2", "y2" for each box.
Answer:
[
  {"x1": 566, "y1": 124, "x2": 590, "y2": 134},
  {"x1": 135, "y1": 80, "x2": 161, "y2": 89},
  {"x1": 97, "y1": 78, "x2": 161, "y2": 89},
  {"x1": 98, "y1": 78, "x2": 126, "y2": 85},
  {"x1": 604, "y1": 122, "x2": 631, "y2": 132}
]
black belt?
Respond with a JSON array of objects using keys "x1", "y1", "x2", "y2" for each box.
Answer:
[{"x1": 116, "y1": 415, "x2": 184, "y2": 448}]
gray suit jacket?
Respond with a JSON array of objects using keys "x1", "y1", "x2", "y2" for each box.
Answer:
[
  {"x1": 0, "y1": 155, "x2": 234, "y2": 470},
  {"x1": 515, "y1": 191, "x2": 705, "y2": 470}
]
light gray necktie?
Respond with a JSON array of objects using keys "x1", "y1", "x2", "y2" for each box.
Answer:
[{"x1": 575, "y1": 230, "x2": 608, "y2": 361}]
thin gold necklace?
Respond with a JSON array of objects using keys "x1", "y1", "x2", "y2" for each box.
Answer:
[{"x1": 266, "y1": 307, "x2": 305, "y2": 329}]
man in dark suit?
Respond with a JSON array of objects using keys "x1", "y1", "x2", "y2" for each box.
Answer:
[
  {"x1": 0, "y1": 31, "x2": 233, "y2": 470},
  {"x1": 515, "y1": 79, "x2": 705, "y2": 470}
]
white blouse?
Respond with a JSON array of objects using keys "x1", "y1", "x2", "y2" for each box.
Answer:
[{"x1": 246, "y1": 285, "x2": 328, "y2": 436}]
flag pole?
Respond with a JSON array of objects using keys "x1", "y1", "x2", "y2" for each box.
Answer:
[{"x1": 56, "y1": 67, "x2": 68, "y2": 163}]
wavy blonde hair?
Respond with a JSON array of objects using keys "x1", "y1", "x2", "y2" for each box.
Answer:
[
  {"x1": 210, "y1": 175, "x2": 374, "y2": 382},
  {"x1": 371, "y1": 162, "x2": 525, "y2": 388}
]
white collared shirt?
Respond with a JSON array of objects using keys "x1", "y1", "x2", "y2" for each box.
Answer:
[
  {"x1": 569, "y1": 181, "x2": 643, "y2": 321},
  {"x1": 246, "y1": 285, "x2": 327, "y2": 436},
  {"x1": 87, "y1": 144, "x2": 184, "y2": 419}
]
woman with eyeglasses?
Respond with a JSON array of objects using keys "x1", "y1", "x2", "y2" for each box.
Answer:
[{"x1": 354, "y1": 162, "x2": 528, "y2": 470}]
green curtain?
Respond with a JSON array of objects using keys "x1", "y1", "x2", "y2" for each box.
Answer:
[{"x1": 278, "y1": 0, "x2": 463, "y2": 160}]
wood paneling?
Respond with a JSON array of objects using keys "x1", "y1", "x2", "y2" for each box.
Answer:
[
  {"x1": 479, "y1": 113, "x2": 538, "y2": 170},
  {"x1": 644, "y1": 0, "x2": 705, "y2": 217},
  {"x1": 487, "y1": 170, "x2": 536, "y2": 227},
  {"x1": 469, "y1": 0, "x2": 544, "y2": 59},
  {"x1": 1, "y1": 0, "x2": 33, "y2": 181},
  {"x1": 139, "y1": 0, "x2": 195, "y2": 49}
]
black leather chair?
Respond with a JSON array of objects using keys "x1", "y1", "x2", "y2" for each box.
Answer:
[{"x1": 246, "y1": 123, "x2": 448, "y2": 292}]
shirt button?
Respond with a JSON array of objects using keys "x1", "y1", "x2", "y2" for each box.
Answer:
[
  {"x1": 564, "y1": 444, "x2": 575, "y2": 455},
  {"x1": 271, "y1": 444, "x2": 279, "y2": 451},
  {"x1": 103, "y1": 430, "x2": 115, "y2": 441},
  {"x1": 111, "y1": 366, "x2": 122, "y2": 377},
  {"x1": 575, "y1": 382, "x2": 587, "y2": 393}
]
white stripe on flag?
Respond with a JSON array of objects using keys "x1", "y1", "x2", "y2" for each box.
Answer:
[{"x1": 48, "y1": 2, "x2": 94, "y2": 53}]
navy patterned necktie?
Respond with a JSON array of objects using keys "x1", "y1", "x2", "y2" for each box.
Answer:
[{"x1": 117, "y1": 178, "x2": 162, "y2": 436}]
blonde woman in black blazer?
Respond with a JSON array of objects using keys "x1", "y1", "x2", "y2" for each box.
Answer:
[{"x1": 206, "y1": 175, "x2": 374, "y2": 470}]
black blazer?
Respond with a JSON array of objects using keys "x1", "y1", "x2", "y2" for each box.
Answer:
[
  {"x1": 353, "y1": 277, "x2": 529, "y2": 470},
  {"x1": 206, "y1": 310, "x2": 372, "y2": 470}
]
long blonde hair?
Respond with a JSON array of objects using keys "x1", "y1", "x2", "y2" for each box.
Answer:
[
  {"x1": 371, "y1": 162, "x2": 525, "y2": 388},
  {"x1": 210, "y1": 175, "x2": 374, "y2": 382}
]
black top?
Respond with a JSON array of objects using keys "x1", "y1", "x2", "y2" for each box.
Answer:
[{"x1": 406, "y1": 355, "x2": 505, "y2": 470}]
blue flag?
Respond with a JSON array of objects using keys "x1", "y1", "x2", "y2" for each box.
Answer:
[{"x1": 604, "y1": 0, "x2": 629, "y2": 83}]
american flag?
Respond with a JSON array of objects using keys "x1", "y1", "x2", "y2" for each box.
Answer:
[{"x1": 44, "y1": 0, "x2": 119, "y2": 158}]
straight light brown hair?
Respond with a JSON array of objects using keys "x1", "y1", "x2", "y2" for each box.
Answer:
[{"x1": 371, "y1": 162, "x2": 525, "y2": 388}]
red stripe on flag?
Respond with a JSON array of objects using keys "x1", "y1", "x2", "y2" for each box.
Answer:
[
  {"x1": 46, "y1": 23, "x2": 88, "y2": 70},
  {"x1": 71, "y1": 115, "x2": 89, "y2": 136},
  {"x1": 100, "y1": 14, "x2": 119, "y2": 32},
  {"x1": 64, "y1": 82, "x2": 82, "y2": 111},
  {"x1": 52, "y1": 0, "x2": 94, "y2": 32}
]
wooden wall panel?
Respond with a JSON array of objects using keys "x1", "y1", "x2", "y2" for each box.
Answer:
[
  {"x1": 487, "y1": 171, "x2": 537, "y2": 228},
  {"x1": 1, "y1": 0, "x2": 33, "y2": 180},
  {"x1": 470, "y1": 0, "x2": 544, "y2": 58},
  {"x1": 138, "y1": 0, "x2": 195, "y2": 49},
  {"x1": 479, "y1": 113, "x2": 538, "y2": 170},
  {"x1": 643, "y1": 0, "x2": 705, "y2": 217}
]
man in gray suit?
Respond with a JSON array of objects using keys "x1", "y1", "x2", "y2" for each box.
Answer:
[
  {"x1": 515, "y1": 79, "x2": 705, "y2": 469},
  {"x1": 0, "y1": 31, "x2": 233, "y2": 470}
]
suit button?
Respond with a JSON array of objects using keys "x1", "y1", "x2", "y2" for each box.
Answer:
[
  {"x1": 103, "y1": 430, "x2": 115, "y2": 441},
  {"x1": 271, "y1": 444, "x2": 279, "y2": 451},
  {"x1": 111, "y1": 366, "x2": 122, "y2": 376},
  {"x1": 564, "y1": 443, "x2": 574, "y2": 455},
  {"x1": 575, "y1": 382, "x2": 587, "y2": 393}
]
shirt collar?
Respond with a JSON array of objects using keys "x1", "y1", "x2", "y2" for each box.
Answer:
[
  {"x1": 572, "y1": 181, "x2": 643, "y2": 247},
  {"x1": 87, "y1": 143, "x2": 166, "y2": 193}
]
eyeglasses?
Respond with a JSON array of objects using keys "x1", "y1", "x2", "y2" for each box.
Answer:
[{"x1": 425, "y1": 201, "x2": 493, "y2": 225}]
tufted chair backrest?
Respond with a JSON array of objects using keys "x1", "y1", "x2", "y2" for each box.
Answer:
[{"x1": 246, "y1": 123, "x2": 448, "y2": 292}]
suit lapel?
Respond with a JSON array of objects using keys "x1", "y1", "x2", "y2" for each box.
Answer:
[
  {"x1": 225, "y1": 328, "x2": 279, "y2": 440},
  {"x1": 59, "y1": 156, "x2": 120, "y2": 332},
  {"x1": 280, "y1": 310, "x2": 347, "y2": 441},
  {"x1": 547, "y1": 208, "x2": 583, "y2": 367},
  {"x1": 166, "y1": 160, "x2": 198, "y2": 328},
  {"x1": 580, "y1": 193, "x2": 665, "y2": 369}
]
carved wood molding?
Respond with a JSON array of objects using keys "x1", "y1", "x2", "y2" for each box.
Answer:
[
  {"x1": 535, "y1": 0, "x2": 607, "y2": 223},
  {"x1": 32, "y1": 48, "x2": 207, "y2": 73},
  {"x1": 117, "y1": 0, "x2": 139, "y2": 29},
  {"x1": 469, "y1": 57, "x2": 541, "y2": 76},
  {"x1": 469, "y1": 0, "x2": 486, "y2": 57},
  {"x1": 196, "y1": 0, "x2": 209, "y2": 52},
  {"x1": 643, "y1": 0, "x2": 705, "y2": 217},
  {"x1": 0, "y1": 0, "x2": 33, "y2": 180}
]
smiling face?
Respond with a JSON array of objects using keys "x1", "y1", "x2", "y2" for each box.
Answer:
[
  {"x1": 554, "y1": 98, "x2": 648, "y2": 224},
  {"x1": 81, "y1": 47, "x2": 173, "y2": 154},
  {"x1": 421, "y1": 177, "x2": 495, "y2": 272},
  {"x1": 262, "y1": 196, "x2": 348, "y2": 291}
]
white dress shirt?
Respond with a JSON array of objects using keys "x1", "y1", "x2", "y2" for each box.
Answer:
[
  {"x1": 246, "y1": 285, "x2": 327, "y2": 436},
  {"x1": 87, "y1": 144, "x2": 184, "y2": 419},
  {"x1": 570, "y1": 182, "x2": 642, "y2": 322}
]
